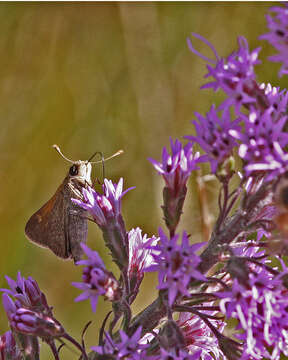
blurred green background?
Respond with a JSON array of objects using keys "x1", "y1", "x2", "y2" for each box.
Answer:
[{"x1": 0, "y1": 2, "x2": 284, "y2": 359}]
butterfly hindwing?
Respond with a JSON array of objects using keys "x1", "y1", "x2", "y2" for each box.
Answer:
[
  {"x1": 25, "y1": 182, "x2": 69, "y2": 259},
  {"x1": 65, "y1": 198, "x2": 88, "y2": 262}
]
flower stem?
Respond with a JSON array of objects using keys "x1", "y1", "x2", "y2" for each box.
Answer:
[
  {"x1": 48, "y1": 340, "x2": 60, "y2": 360},
  {"x1": 62, "y1": 333, "x2": 88, "y2": 360}
]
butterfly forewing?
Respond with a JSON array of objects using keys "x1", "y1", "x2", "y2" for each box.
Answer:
[
  {"x1": 25, "y1": 178, "x2": 88, "y2": 261},
  {"x1": 25, "y1": 182, "x2": 69, "y2": 259}
]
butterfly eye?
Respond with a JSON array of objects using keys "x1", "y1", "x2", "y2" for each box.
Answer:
[{"x1": 69, "y1": 165, "x2": 78, "y2": 176}]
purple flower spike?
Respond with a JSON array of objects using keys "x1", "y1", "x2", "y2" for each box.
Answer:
[
  {"x1": 73, "y1": 178, "x2": 133, "y2": 228},
  {"x1": 73, "y1": 178, "x2": 134, "y2": 269},
  {"x1": 149, "y1": 138, "x2": 201, "y2": 192},
  {"x1": 145, "y1": 229, "x2": 206, "y2": 306},
  {"x1": 149, "y1": 139, "x2": 202, "y2": 235},
  {"x1": 186, "y1": 105, "x2": 241, "y2": 174},
  {"x1": 0, "y1": 331, "x2": 22, "y2": 360},
  {"x1": 188, "y1": 34, "x2": 261, "y2": 113},
  {"x1": 127, "y1": 228, "x2": 159, "y2": 300},
  {"x1": 72, "y1": 243, "x2": 121, "y2": 312},
  {"x1": 260, "y1": 3, "x2": 288, "y2": 77}
]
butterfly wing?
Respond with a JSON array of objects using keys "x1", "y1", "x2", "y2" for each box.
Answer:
[
  {"x1": 65, "y1": 197, "x2": 88, "y2": 262},
  {"x1": 25, "y1": 182, "x2": 69, "y2": 259},
  {"x1": 25, "y1": 180, "x2": 88, "y2": 261}
]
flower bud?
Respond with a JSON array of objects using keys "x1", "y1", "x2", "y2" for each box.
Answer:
[{"x1": 10, "y1": 308, "x2": 65, "y2": 338}]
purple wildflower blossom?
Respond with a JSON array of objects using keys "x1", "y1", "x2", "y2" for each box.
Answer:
[
  {"x1": 92, "y1": 326, "x2": 148, "y2": 359},
  {"x1": 232, "y1": 244, "x2": 266, "y2": 262},
  {"x1": 217, "y1": 270, "x2": 288, "y2": 360},
  {"x1": 73, "y1": 178, "x2": 133, "y2": 228},
  {"x1": 149, "y1": 139, "x2": 202, "y2": 235},
  {"x1": 1, "y1": 272, "x2": 50, "y2": 315},
  {"x1": 145, "y1": 229, "x2": 206, "y2": 306},
  {"x1": 73, "y1": 178, "x2": 134, "y2": 268},
  {"x1": 260, "y1": 3, "x2": 288, "y2": 77},
  {"x1": 187, "y1": 33, "x2": 261, "y2": 113},
  {"x1": 259, "y1": 83, "x2": 288, "y2": 116},
  {"x1": 177, "y1": 312, "x2": 225, "y2": 360},
  {"x1": 128, "y1": 227, "x2": 159, "y2": 296},
  {"x1": 149, "y1": 138, "x2": 201, "y2": 192},
  {"x1": 229, "y1": 106, "x2": 288, "y2": 179},
  {"x1": 0, "y1": 331, "x2": 22, "y2": 360},
  {"x1": 72, "y1": 243, "x2": 121, "y2": 312},
  {"x1": 186, "y1": 105, "x2": 241, "y2": 173}
]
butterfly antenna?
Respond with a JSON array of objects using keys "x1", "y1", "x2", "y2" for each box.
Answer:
[
  {"x1": 88, "y1": 151, "x2": 103, "y2": 162},
  {"x1": 89, "y1": 149, "x2": 124, "y2": 163},
  {"x1": 52, "y1": 144, "x2": 75, "y2": 163},
  {"x1": 89, "y1": 151, "x2": 105, "y2": 182},
  {"x1": 90, "y1": 150, "x2": 124, "y2": 183}
]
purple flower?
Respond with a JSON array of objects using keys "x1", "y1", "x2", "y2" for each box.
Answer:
[
  {"x1": 1, "y1": 272, "x2": 50, "y2": 315},
  {"x1": 186, "y1": 105, "x2": 241, "y2": 173},
  {"x1": 216, "y1": 270, "x2": 288, "y2": 359},
  {"x1": 259, "y1": 83, "x2": 288, "y2": 116},
  {"x1": 229, "y1": 106, "x2": 288, "y2": 180},
  {"x1": 149, "y1": 139, "x2": 202, "y2": 235},
  {"x1": 186, "y1": 28, "x2": 288, "y2": 192},
  {"x1": 0, "y1": 331, "x2": 22, "y2": 360},
  {"x1": 72, "y1": 243, "x2": 121, "y2": 312},
  {"x1": 149, "y1": 138, "x2": 201, "y2": 192},
  {"x1": 177, "y1": 312, "x2": 225, "y2": 360},
  {"x1": 73, "y1": 178, "x2": 133, "y2": 228},
  {"x1": 260, "y1": 3, "x2": 288, "y2": 77},
  {"x1": 187, "y1": 33, "x2": 261, "y2": 112},
  {"x1": 145, "y1": 229, "x2": 206, "y2": 306},
  {"x1": 128, "y1": 228, "x2": 159, "y2": 296},
  {"x1": 2, "y1": 294, "x2": 64, "y2": 338},
  {"x1": 73, "y1": 178, "x2": 134, "y2": 268},
  {"x1": 92, "y1": 326, "x2": 148, "y2": 359}
]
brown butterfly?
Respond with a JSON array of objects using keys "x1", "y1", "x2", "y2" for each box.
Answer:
[
  {"x1": 25, "y1": 145, "x2": 123, "y2": 262},
  {"x1": 25, "y1": 145, "x2": 98, "y2": 262}
]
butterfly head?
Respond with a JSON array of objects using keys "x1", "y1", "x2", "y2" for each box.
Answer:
[
  {"x1": 68, "y1": 161, "x2": 92, "y2": 187},
  {"x1": 53, "y1": 144, "x2": 123, "y2": 189}
]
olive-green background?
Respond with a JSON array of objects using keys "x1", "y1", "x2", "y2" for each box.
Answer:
[{"x1": 0, "y1": 2, "x2": 284, "y2": 359}]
